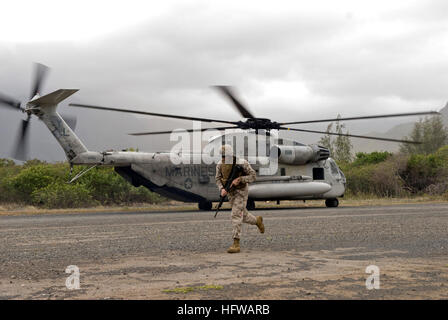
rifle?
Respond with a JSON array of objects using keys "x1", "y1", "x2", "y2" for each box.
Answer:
[{"x1": 214, "y1": 161, "x2": 244, "y2": 218}]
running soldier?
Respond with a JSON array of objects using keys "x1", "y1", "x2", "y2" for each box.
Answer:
[{"x1": 215, "y1": 144, "x2": 265, "y2": 253}]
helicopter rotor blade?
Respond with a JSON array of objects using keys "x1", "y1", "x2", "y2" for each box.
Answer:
[
  {"x1": 279, "y1": 111, "x2": 440, "y2": 126},
  {"x1": 129, "y1": 126, "x2": 238, "y2": 136},
  {"x1": 69, "y1": 103, "x2": 238, "y2": 125},
  {"x1": 0, "y1": 92, "x2": 22, "y2": 110},
  {"x1": 213, "y1": 85, "x2": 255, "y2": 119},
  {"x1": 13, "y1": 115, "x2": 32, "y2": 160},
  {"x1": 279, "y1": 126, "x2": 422, "y2": 144},
  {"x1": 30, "y1": 63, "x2": 49, "y2": 99}
]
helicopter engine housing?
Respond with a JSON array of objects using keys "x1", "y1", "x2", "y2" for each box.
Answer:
[{"x1": 271, "y1": 144, "x2": 330, "y2": 165}]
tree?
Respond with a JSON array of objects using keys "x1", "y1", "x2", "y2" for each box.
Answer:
[
  {"x1": 400, "y1": 116, "x2": 448, "y2": 155},
  {"x1": 319, "y1": 123, "x2": 335, "y2": 156},
  {"x1": 318, "y1": 115, "x2": 353, "y2": 163}
]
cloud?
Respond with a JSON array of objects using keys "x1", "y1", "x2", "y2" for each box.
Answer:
[{"x1": 1, "y1": 0, "x2": 447, "y2": 160}]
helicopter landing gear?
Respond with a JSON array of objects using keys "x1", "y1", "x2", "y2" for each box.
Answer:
[
  {"x1": 246, "y1": 198, "x2": 256, "y2": 210},
  {"x1": 198, "y1": 200, "x2": 213, "y2": 211},
  {"x1": 325, "y1": 198, "x2": 339, "y2": 208}
]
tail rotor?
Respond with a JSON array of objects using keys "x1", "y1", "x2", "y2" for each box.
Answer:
[
  {"x1": 0, "y1": 63, "x2": 76, "y2": 161},
  {"x1": 30, "y1": 63, "x2": 49, "y2": 100},
  {"x1": 13, "y1": 115, "x2": 31, "y2": 160}
]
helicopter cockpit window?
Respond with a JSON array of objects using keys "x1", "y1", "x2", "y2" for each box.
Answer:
[
  {"x1": 329, "y1": 159, "x2": 339, "y2": 176},
  {"x1": 313, "y1": 168, "x2": 324, "y2": 180}
]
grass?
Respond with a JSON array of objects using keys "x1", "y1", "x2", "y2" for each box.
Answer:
[
  {"x1": 163, "y1": 284, "x2": 224, "y2": 294},
  {"x1": 0, "y1": 201, "x2": 194, "y2": 216}
]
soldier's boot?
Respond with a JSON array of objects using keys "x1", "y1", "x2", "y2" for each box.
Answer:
[
  {"x1": 256, "y1": 216, "x2": 265, "y2": 233},
  {"x1": 227, "y1": 238, "x2": 240, "y2": 253}
]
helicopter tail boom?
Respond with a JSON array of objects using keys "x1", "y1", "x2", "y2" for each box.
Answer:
[{"x1": 31, "y1": 89, "x2": 89, "y2": 161}]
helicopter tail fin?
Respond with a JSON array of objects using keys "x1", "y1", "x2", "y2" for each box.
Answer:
[
  {"x1": 31, "y1": 89, "x2": 80, "y2": 106},
  {"x1": 31, "y1": 89, "x2": 89, "y2": 161}
]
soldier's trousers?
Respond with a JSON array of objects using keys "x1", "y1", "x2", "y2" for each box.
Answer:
[{"x1": 228, "y1": 187, "x2": 257, "y2": 239}]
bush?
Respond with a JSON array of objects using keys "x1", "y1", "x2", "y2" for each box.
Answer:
[
  {"x1": 369, "y1": 156, "x2": 408, "y2": 197},
  {"x1": 75, "y1": 166, "x2": 165, "y2": 205},
  {"x1": 343, "y1": 163, "x2": 376, "y2": 196},
  {"x1": 31, "y1": 183, "x2": 96, "y2": 209},
  {"x1": 343, "y1": 155, "x2": 407, "y2": 197},
  {"x1": 342, "y1": 147, "x2": 448, "y2": 197},
  {"x1": 126, "y1": 185, "x2": 165, "y2": 204},
  {"x1": 352, "y1": 152, "x2": 392, "y2": 167},
  {"x1": 0, "y1": 160, "x2": 166, "y2": 207},
  {"x1": 77, "y1": 167, "x2": 136, "y2": 204},
  {"x1": 0, "y1": 159, "x2": 15, "y2": 167},
  {"x1": 435, "y1": 145, "x2": 448, "y2": 166},
  {"x1": 0, "y1": 159, "x2": 20, "y2": 203},
  {"x1": 425, "y1": 183, "x2": 448, "y2": 196},
  {"x1": 8, "y1": 164, "x2": 67, "y2": 201},
  {"x1": 401, "y1": 153, "x2": 447, "y2": 193}
]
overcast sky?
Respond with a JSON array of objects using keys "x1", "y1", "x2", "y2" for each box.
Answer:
[{"x1": 1, "y1": 0, "x2": 447, "y2": 161}]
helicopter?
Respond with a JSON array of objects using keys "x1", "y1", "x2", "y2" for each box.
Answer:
[{"x1": 0, "y1": 63, "x2": 440, "y2": 210}]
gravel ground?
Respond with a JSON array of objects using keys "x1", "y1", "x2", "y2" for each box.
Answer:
[{"x1": 1, "y1": 203, "x2": 447, "y2": 299}]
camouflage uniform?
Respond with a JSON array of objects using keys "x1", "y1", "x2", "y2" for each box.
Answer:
[{"x1": 215, "y1": 158, "x2": 257, "y2": 239}]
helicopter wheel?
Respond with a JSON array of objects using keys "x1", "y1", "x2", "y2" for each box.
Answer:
[
  {"x1": 246, "y1": 198, "x2": 256, "y2": 210},
  {"x1": 325, "y1": 198, "x2": 339, "y2": 208},
  {"x1": 198, "y1": 200, "x2": 213, "y2": 211}
]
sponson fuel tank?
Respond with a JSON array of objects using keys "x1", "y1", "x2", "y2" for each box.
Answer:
[
  {"x1": 270, "y1": 144, "x2": 330, "y2": 165},
  {"x1": 249, "y1": 182, "x2": 332, "y2": 199}
]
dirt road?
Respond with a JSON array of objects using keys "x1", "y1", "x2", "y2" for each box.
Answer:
[{"x1": 1, "y1": 203, "x2": 447, "y2": 299}]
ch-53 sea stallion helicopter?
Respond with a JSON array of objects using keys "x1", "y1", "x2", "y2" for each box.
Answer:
[{"x1": 0, "y1": 64, "x2": 439, "y2": 210}]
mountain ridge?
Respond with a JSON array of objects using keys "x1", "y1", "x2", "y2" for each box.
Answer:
[{"x1": 351, "y1": 104, "x2": 448, "y2": 153}]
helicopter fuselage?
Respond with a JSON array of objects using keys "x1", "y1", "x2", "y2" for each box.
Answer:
[
  {"x1": 69, "y1": 131, "x2": 346, "y2": 209},
  {"x1": 111, "y1": 153, "x2": 346, "y2": 204}
]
